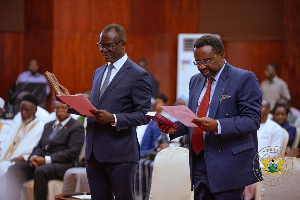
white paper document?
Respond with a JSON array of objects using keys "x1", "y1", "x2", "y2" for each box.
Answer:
[
  {"x1": 57, "y1": 94, "x2": 96, "y2": 117},
  {"x1": 161, "y1": 105, "x2": 198, "y2": 127}
]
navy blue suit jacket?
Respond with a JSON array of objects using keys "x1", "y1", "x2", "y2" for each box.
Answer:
[
  {"x1": 173, "y1": 62, "x2": 263, "y2": 193},
  {"x1": 86, "y1": 58, "x2": 152, "y2": 163},
  {"x1": 140, "y1": 120, "x2": 162, "y2": 158}
]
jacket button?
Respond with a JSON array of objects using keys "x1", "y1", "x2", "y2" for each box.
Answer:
[{"x1": 218, "y1": 149, "x2": 221, "y2": 152}]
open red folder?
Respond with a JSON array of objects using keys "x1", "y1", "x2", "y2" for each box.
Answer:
[{"x1": 57, "y1": 94, "x2": 96, "y2": 117}]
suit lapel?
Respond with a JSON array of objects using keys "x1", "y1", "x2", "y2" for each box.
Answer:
[
  {"x1": 92, "y1": 65, "x2": 108, "y2": 105},
  {"x1": 208, "y1": 63, "x2": 231, "y2": 119},
  {"x1": 50, "y1": 118, "x2": 74, "y2": 142},
  {"x1": 97, "y1": 59, "x2": 131, "y2": 106},
  {"x1": 191, "y1": 76, "x2": 206, "y2": 113},
  {"x1": 45, "y1": 121, "x2": 55, "y2": 144}
]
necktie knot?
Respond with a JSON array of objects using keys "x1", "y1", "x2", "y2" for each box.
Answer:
[{"x1": 49, "y1": 123, "x2": 62, "y2": 141}]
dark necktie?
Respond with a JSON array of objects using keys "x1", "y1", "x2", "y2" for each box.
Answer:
[
  {"x1": 49, "y1": 123, "x2": 62, "y2": 141},
  {"x1": 192, "y1": 78, "x2": 215, "y2": 155},
  {"x1": 99, "y1": 64, "x2": 114, "y2": 98}
]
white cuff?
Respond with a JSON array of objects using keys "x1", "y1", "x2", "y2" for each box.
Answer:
[
  {"x1": 45, "y1": 156, "x2": 52, "y2": 164},
  {"x1": 216, "y1": 120, "x2": 221, "y2": 134},
  {"x1": 111, "y1": 114, "x2": 117, "y2": 127}
]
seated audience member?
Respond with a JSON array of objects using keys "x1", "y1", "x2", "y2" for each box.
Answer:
[
  {"x1": 260, "y1": 63, "x2": 291, "y2": 110},
  {"x1": 244, "y1": 100, "x2": 285, "y2": 200},
  {"x1": 258, "y1": 100, "x2": 285, "y2": 153},
  {"x1": 136, "y1": 98, "x2": 162, "y2": 158},
  {"x1": 13, "y1": 91, "x2": 49, "y2": 123},
  {"x1": 5, "y1": 102, "x2": 85, "y2": 200},
  {"x1": 154, "y1": 93, "x2": 171, "y2": 119},
  {"x1": 16, "y1": 59, "x2": 50, "y2": 95},
  {"x1": 138, "y1": 120, "x2": 162, "y2": 158},
  {"x1": 273, "y1": 104, "x2": 296, "y2": 148},
  {"x1": 137, "y1": 58, "x2": 159, "y2": 96},
  {"x1": 275, "y1": 97, "x2": 297, "y2": 124},
  {"x1": 0, "y1": 97, "x2": 12, "y2": 144},
  {"x1": 0, "y1": 95, "x2": 45, "y2": 178}
]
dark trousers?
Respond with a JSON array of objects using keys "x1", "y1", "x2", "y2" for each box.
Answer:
[
  {"x1": 86, "y1": 152, "x2": 137, "y2": 200},
  {"x1": 6, "y1": 161, "x2": 62, "y2": 200},
  {"x1": 193, "y1": 151, "x2": 244, "y2": 200}
]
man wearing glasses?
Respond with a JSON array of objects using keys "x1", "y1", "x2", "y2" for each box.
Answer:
[
  {"x1": 158, "y1": 35, "x2": 262, "y2": 199},
  {"x1": 60, "y1": 24, "x2": 152, "y2": 200}
]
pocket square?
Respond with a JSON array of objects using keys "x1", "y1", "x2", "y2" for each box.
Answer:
[{"x1": 220, "y1": 94, "x2": 231, "y2": 107}]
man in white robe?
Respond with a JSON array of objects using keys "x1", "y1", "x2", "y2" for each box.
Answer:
[{"x1": 0, "y1": 95, "x2": 44, "y2": 178}]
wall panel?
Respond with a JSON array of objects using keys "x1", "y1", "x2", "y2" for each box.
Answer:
[{"x1": 0, "y1": 32, "x2": 24, "y2": 103}]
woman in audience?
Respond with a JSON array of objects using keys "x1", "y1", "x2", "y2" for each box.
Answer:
[{"x1": 273, "y1": 104, "x2": 296, "y2": 147}]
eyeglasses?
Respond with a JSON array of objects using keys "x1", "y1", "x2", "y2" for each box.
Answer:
[
  {"x1": 193, "y1": 54, "x2": 217, "y2": 66},
  {"x1": 96, "y1": 40, "x2": 123, "y2": 51}
]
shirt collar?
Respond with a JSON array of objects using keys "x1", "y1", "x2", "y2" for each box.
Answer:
[
  {"x1": 209, "y1": 59, "x2": 226, "y2": 83},
  {"x1": 108, "y1": 54, "x2": 128, "y2": 71},
  {"x1": 54, "y1": 115, "x2": 72, "y2": 127}
]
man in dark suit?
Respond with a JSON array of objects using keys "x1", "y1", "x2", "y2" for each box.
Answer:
[
  {"x1": 60, "y1": 24, "x2": 152, "y2": 200},
  {"x1": 159, "y1": 35, "x2": 262, "y2": 199},
  {"x1": 5, "y1": 102, "x2": 84, "y2": 200}
]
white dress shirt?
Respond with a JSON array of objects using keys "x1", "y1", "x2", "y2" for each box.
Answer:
[{"x1": 100, "y1": 54, "x2": 128, "y2": 126}]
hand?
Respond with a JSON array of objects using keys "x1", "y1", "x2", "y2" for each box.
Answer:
[
  {"x1": 192, "y1": 117, "x2": 218, "y2": 132},
  {"x1": 29, "y1": 155, "x2": 46, "y2": 168},
  {"x1": 90, "y1": 110, "x2": 115, "y2": 124},
  {"x1": 10, "y1": 156, "x2": 25, "y2": 163},
  {"x1": 158, "y1": 143, "x2": 169, "y2": 151},
  {"x1": 59, "y1": 85, "x2": 70, "y2": 95},
  {"x1": 157, "y1": 122, "x2": 177, "y2": 134}
]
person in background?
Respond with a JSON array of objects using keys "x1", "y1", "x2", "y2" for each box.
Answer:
[
  {"x1": 158, "y1": 35, "x2": 262, "y2": 199},
  {"x1": 0, "y1": 97, "x2": 12, "y2": 144},
  {"x1": 16, "y1": 59, "x2": 50, "y2": 96},
  {"x1": 137, "y1": 98, "x2": 162, "y2": 158},
  {"x1": 275, "y1": 97, "x2": 297, "y2": 124},
  {"x1": 260, "y1": 63, "x2": 291, "y2": 110},
  {"x1": 273, "y1": 104, "x2": 296, "y2": 148},
  {"x1": 138, "y1": 58, "x2": 159, "y2": 96},
  {"x1": 154, "y1": 93, "x2": 171, "y2": 119},
  {"x1": 0, "y1": 95, "x2": 44, "y2": 184},
  {"x1": 13, "y1": 91, "x2": 49, "y2": 123},
  {"x1": 244, "y1": 100, "x2": 285, "y2": 200},
  {"x1": 5, "y1": 102, "x2": 84, "y2": 200}
]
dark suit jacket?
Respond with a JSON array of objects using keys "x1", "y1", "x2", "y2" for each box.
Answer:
[
  {"x1": 173, "y1": 62, "x2": 263, "y2": 193},
  {"x1": 86, "y1": 58, "x2": 152, "y2": 163},
  {"x1": 30, "y1": 118, "x2": 85, "y2": 178},
  {"x1": 140, "y1": 120, "x2": 162, "y2": 158}
]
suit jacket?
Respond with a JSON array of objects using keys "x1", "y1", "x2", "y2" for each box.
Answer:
[
  {"x1": 86, "y1": 58, "x2": 152, "y2": 163},
  {"x1": 30, "y1": 118, "x2": 85, "y2": 178},
  {"x1": 173, "y1": 62, "x2": 263, "y2": 193},
  {"x1": 140, "y1": 120, "x2": 162, "y2": 158}
]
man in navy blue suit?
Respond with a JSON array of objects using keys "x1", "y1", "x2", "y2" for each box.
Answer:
[
  {"x1": 159, "y1": 35, "x2": 263, "y2": 200},
  {"x1": 61, "y1": 24, "x2": 152, "y2": 200}
]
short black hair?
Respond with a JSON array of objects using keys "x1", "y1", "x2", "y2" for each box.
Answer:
[
  {"x1": 194, "y1": 35, "x2": 225, "y2": 54},
  {"x1": 273, "y1": 104, "x2": 289, "y2": 115},
  {"x1": 154, "y1": 93, "x2": 168, "y2": 103},
  {"x1": 268, "y1": 63, "x2": 278, "y2": 72},
  {"x1": 102, "y1": 24, "x2": 126, "y2": 41}
]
